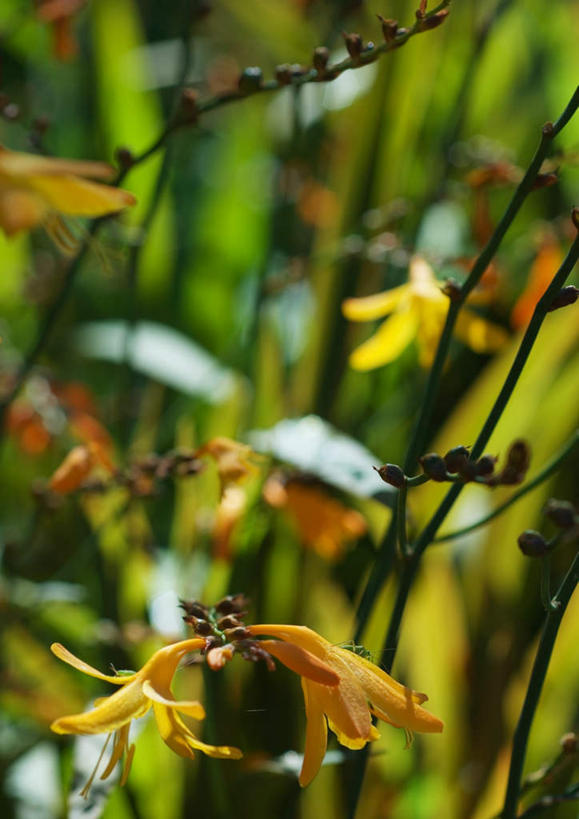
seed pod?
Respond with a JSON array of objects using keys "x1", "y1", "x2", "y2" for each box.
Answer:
[
  {"x1": 374, "y1": 463, "x2": 406, "y2": 488},
  {"x1": 544, "y1": 499, "x2": 576, "y2": 529},
  {"x1": 547, "y1": 286, "x2": 578, "y2": 312},
  {"x1": 517, "y1": 530, "x2": 549, "y2": 557}
]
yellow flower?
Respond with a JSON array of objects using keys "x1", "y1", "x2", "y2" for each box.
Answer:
[
  {"x1": 0, "y1": 145, "x2": 136, "y2": 243},
  {"x1": 50, "y1": 639, "x2": 242, "y2": 792},
  {"x1": 342, "y1": 255, "x2": 509, "y2": 370},
  {"x1": 248, "y1": 624, "x2": 443, "y2": 786}
]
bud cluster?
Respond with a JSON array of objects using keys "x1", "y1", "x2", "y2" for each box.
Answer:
[
  {"x1": 517, "y1": 498, "x2": 577, "y2": 558},
  {"x1": 180, "y1": 595, "x2": 277, "y2": 672},
  {"x1": 420, "y1": 440, "x2": 531, "y2": 486}
]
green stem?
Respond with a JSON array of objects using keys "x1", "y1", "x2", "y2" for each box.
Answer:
[
  {"x1": 397, "y1": 483, "x2": 409, "y2": 557},
  {"x1": 539, "y1": 555, "x2": 552, "y2": 613},
  {"x1": 500, "y1": 553, "x2": 578, "y2": 819},
  {"x1": 433, "y1": 431, "x2": 578, "y2": 543}
]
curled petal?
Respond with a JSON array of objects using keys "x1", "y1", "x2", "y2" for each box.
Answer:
[
  {"x1": 50, "y1": 643, "x2": 135, "y2": 684},
  {"x1": 100, "y1": 724, "x2": 130, "y2": 781},
  {"x1": 50, "y1": 680, "x2": 150, "y2": 735},
  {"x1": 342, "y1": 286, "x2": 408, "y2": 321},
  {"x1": 142, "y1": 681, "x2": 205, "y2": 720},
  {"x1": 153, "y1": 704, "x2": 242, "y2": 760},
  {"x1": 299, "y1": 679, "x2": 328, "y2": 787},
  {"x1": 258, "y1": 640, "x2": 339, "y2": 686},
  {"x1": 248, "y1": 625, "x2": 329, "y2": 660},
  {"x1": 318, "y1": 658, "x2": 372, "y2": 743}
]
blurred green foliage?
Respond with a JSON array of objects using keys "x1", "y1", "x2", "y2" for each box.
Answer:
[{"x1": 0, "y1": 1, "x2": 577, "y2": 818}]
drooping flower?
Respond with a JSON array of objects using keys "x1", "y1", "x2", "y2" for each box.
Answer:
[
  {"x1": 342, "y1": 255, "x2": 509, "y2": 370},
  {"x1": 248, "y1": 624, "x2": 443, "y2": 786},
  {"x1": 50, "y1": 639, "x2": 242, "y2": 792},
  {"x1": 0, "y1": 146, "x2": 135, "y2": 244}
]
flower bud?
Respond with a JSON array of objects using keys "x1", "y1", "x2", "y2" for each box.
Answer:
[
  {"x1": 517, "y1": 530, "x2": 549, "y2": 557},
  {"x1": 373, "y1": 463, "x2": 406, "y2": 488},
  {"x1": 531, "y1": 172, "x2": 558, "y2": 190},
  {"x1": 238, "y1": 67, "x2": 263, "y2": 94},
  {"x1": 376, "y1": 16, "x2": 398, "y2": 42},
  {"x1": 206, "y1": 644, "x2": 234, "y2": 671},
  {"x1": 223, "y1": 626, "x2": 250, "y2": 642},
  {"x1": 501, "y1": 439, "x2": 531, "y2": 484},
  {"x1": 476, "y1": 454, "x2": 497, "y2": 477},
  {"x1": 343, "y1": 32, "x2": 363, "y2": 60},
  {"x1": 443, "y1": 446, "x2": 470, "y2": 473},
  {"x1": 441, "y1": 279, "x2": 462, "y2": 301},
  {"x1": 313, "y1": 46, "x2": 330, "y2": 73},
  {"x1": 187, "y1": 617, "x2": 214, "y2": 636},
  {"x1": 216, "y1": 593, "x2": 248, "y2": 615},
  {"x1": 419, "y1": 453, "x2": 448, "y2": 482},
  {"x1": 275, "y1": 64, "x2": 293, "y2": 85},
  {"x1": 417, "y1": 10, "x2": 449, "y2": 31},
  {"x1": 560, "y1": 732, "x2": 577, "y2": 754},
  {"x1": 217, "y1": 615, "x2": 243, "y2": 630},
  {"x1": 115, "y1": 147, "x2": 135, "y2": 170},
  {"x1": 180, "y1": 600, "x2": 209, "y2": 619},
  {"x1": 547, "y1": 286, "x2": 578, "y2": 312},
  {"x1": 544, "y1": 499, "x2": 576, "y2": 529}
]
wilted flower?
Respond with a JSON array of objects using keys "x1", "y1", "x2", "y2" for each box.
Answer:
[
  {"x1": 50, "y1": 639, "x2": 241, "y2": 793},
  {"x1": 342, "y1": 255, "x2": 508, "y2": 370},
  {"x1": 248, "y1": 624, "x2": 443, "y2": 786},
  {"x1": 0, "y1": 146, "x2": 136, "y2": 245}
]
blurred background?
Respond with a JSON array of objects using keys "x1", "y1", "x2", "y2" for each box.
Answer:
[{"x1": 0, "y1": 1, "x2": 578, "y2": 817}]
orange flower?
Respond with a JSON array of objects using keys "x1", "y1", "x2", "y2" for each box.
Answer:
[
  {"x1": 0, "y1": 146, "x2": 135, "y2": 243},
  {"x1": 511, "y1": 237, "x2": 563, "y2": 329},
  {"x1": 248, "y1": 624, "x2": 443, "y2": 786},
  {"x1": 49, "y1": 442, "x2": 114, "y2": 493}
]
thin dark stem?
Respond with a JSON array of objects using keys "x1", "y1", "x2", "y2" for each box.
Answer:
[
  {"x1": 397, "y1": 483, "x2": 409, "y2": 557},
  {"x1": 433, "y1": 431, "x2": 579, "y2": 543},
  {"x1": 500, "y1": 553, "x2": 578, "y2": 819}
]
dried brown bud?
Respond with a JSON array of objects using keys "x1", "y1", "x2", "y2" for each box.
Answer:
[
  {"x1": 419, "y1": 453, "x2": 448, "y2": 482},
  {"x1": 542, "y1": 121, "x2": 555, "y2": 137},
  {"x1": 313, "y1": 46, "x2": 330, "y2": 73},
  {"x1": 238, "y1": 67, "x2": 263, "y2": 94},
  {"x1": 215, "y1": 593, "x2": 248, "y2": 615},
  {"x1": 343, "y1": 32, "x2": 363, "y2": 60},
  {"x1": 180, "y1": 600, "x2": 209, "y2": 619},
  {"x1": 377, "y1": 15, "x2": 398, "y2": 42},
  {"x1": 560, "y1": 732, "x2": 577, "y2": 754},
  {"x1": 374, "y1": 463, "x2": 406, "y2": 488},
  {"x1": 186, "y1": 617, "x2": 214, "y2": 636},
  {"x1": 180, "y1": 88, "x2": 199, "y2": 122},
  {"x1": 457, "y1": 459, "x2": 477, "y2": 483},
  {"x1": 517, "y1": 529, "x2": 549, "y2": 557},
  {"x1": 415, "y1": 0, "x2": 428, "y2": 20},
  {"x1": 275, "y1": 64, "x2": 293, "y2": 85},
  {"x1": 441, "y1": 278, "x2": 462, "y2": 301},
  {"x1": 417, "y1": 9, "x2": 449, "y2": 31},
  {"x1": 532, "y1": 172, "x2": 558, "y2": 190},
  {"x1": 501, "y1": 439, "x2": 531, "y2": 484},
  {"x1": 544, "y1": 499, "x2": 576, "y2": 529},
  {"x1": 216, "y1": 615, "x2": 243, "y2": 630},
  {"x1": 115, "y1": 147, "x2": 135, "y2": 170},
  {"x1": 476, "y1": 455, "x2": 497, "y2": 477},
  {"x1": 547, "y1": 286, "x2": 578, "y2": 312},
  {"x1": 223, "y1": 626, "x2": 250, "y2": 642},
  {"x1": 444, "y1": 446, "x2": 470, "y2": 473}
]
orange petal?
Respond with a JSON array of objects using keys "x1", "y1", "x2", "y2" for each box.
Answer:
[
  {"x1": 49, "y1": 445, "x2": 93, "y2": 493},
  {"x1": 258, "y1": 640, "x2": 340, "y2": 686},
  {"x1": 248, "y1": 625, "x2": 329, "y2": 660},
  {"x1": 342, "y1": 285, "x2": 408, "y2": 321},
  {"x1": 299, "y1": 679, "x2": 328, "y2": 787},
  {"x1": 50, "y1": 643, "x2": 136, "y2": 684}
]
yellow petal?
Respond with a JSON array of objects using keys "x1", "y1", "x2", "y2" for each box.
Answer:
[
  {"x1": 50, "y1": 643, "x2": 136, "y2": 684},
  {"x1": 258, "y1": 640, "x2": 340, "y2": 686},
  {"x1": 0, "y1": 188, "x2": 47, "y2": 235},
  {"x1": 27, "y1": 174, "x2": 136, "y2": 217},
  {"x1": 248, "y1": 625, "x2": 329, "y2": 660},
  {"x1": 142, "y1": 680, "x2": 206, "y2": 719},
  {"x1": 152, "y1": 704, "x2": 242, "y2": 760},
  {"x1": 139, "y1": 638, "x2": 205, "y2": 691},
  {"x1": 299, "y1": 679, "x2": 328, "y2": 787},
  {"x1": 317, "y1": 658, "x2": 372, "y2": 743},
  {"x1": 100, "y1": 724, "x2": 130, "y2": 781},
  {"x1": 50, "y1": 680, "x2": 150, "y2": 735},
  {"x1": 455, "y1": 310, "x2": 509, "y2": 353},
  {"x1": 349, "y1": 308, "x2": 419, "y2": 371},
  {"x1": 335, "y1": 647, "x2": 428, "y2": 705},
  {"x1": 0, "y1": 146, "x2": 114, "y2": 179},
  {"x1": 342, "y1": 285, "x2": 408, "y2": 321}
]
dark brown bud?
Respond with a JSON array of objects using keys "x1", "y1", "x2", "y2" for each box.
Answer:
[
  {"x1": 223, "y1": 626, "x2": 250, "y2": 642},
  {"x1": 532, "y1": 172, "x2": 558, "y2": 190},
  {"x1": 441, "y1": 279, "x2": 462, "y2": 301},
  {"x1": 187, "y1": 617, "x2": 214, "y2": 636},
  {"x1": 215, "y1": 593, "x2": 248, "y2": 615},
  {"x1": 216, "y1": 615, "x2": 243, "y2": 630},
  {"x1": 343, "y1": 32, "x2": 363, "y2": 60},
  {"x1": 476, "y1": 454, "x2": 498, "y2": 477},
  {"x1": 444, "y1": 446, "x2": 470, "y2": 473},
  {"x1": 377, "y1": 16, "x2": 399, "y2": 42},
  {"x1": 560, "y1": 732, "x2": 577, "y2": 754},
  {"x1": 547, "y1": 286, "x2": 578, "y2": 312},
  {"x1": 313, "y1": 46, "x2": 330, "y2": 73},
  {"x1": 374, "y1": 463, "x2": 406, "y2": 488},
  {"x1": 275, "y1": 64, "x2": 293, "y2": 85},
  {"x1": 419, "y1": 453, "x2": 448, "y2": 482},
  {"x1": 180, "y1": 599, "x2": 209, "y2": 619},
  {"x1": 415, "y1": 0, "x2": 428, "y2": 20},
  {"x1": 501, "y1": 439, "x2": 531, "y2": 484},
  {"x1": 457, "y1": 459, "x2": 478, "y2": 483},
  {"x1": 417, "y1": 9, "x2": 449, "y2": 31},
  {"x1": 115, "y1": 147, "x2": 135, "y2": 170},
  {"x1": 517, "y1": 529, "x2": 549, "y2": 557},
  {"x1": 238, "y1": 67, "x2": 263, "y2": 94},
  {"x1": 542, "y1": 121, "x2": 555, "y2": 137},
  {"x1": 544, "y1": 499, "x2": 576, "y2": 529},
  {"x1": 180, "y1": 88, "x2": 199, "y2": 122}
]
